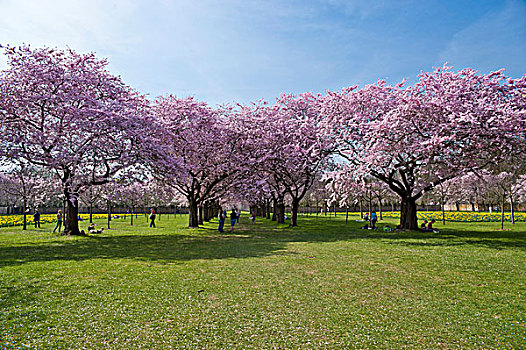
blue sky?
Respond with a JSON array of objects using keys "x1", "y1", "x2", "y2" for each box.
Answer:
[{"x1": 1, "y1": 0, "x2": 525, "y2": 106}]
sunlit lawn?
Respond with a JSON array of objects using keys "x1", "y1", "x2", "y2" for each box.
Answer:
[{"x1": 1, "y1": 213, "x2": 525, "y2": 349}]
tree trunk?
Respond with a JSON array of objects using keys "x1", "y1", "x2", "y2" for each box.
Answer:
[
  {"x1": 89, "y1": 204, "x2": 93, "y2": 223},
  {"x1": 510, "y1": 195, "x2": 515, "y2": 225},
  {"x1": 400, "y1": 196, "x2": 418, "y2": 230},
  {"x1": 65, "y1": 197, "x2": 81, "y2": 235},
  {"x1": 203, "y1": 204, "x2": 210, "y2": 222},
  {"x1": 131, "y1": 206, "x2": 134, "y2": 225},
  {"x1": 345, "y1": 204, "x2": 349, "y2": 224},
  {"x1": 188, "y1": 200, "x2": 199, "y2": 228},
  {"x1": 272, "y1": 198, "x2": 277, "y2": 221},
  {"x1": 277, "y1": 198, "x2": 285, "y2": 224},
  {"x1": 290, "y1": 199, "x2": 299, "y2": 227},
  {"x1": 378, "y1": 198, "x2": 383, "y2": 220},
  {"x1": 22, "y1": 199, "x2": 27, "y2": 230},
  {"x1": 359, "y1": 198, "x2": 363, "y2": 218},
  {"x1": 501, "y1": 194, "x2": 505, "y2": 231},
  {"x1": 198, "y1": 206, "x2": 204, "y2": 225},
  {"x1": 441, "y1": 197, "x2": 445, "y2": 225},
  {"x1": 107, "y1": 200, "x2": 111, "y2": 229},
  {"x1": 62, "y1": 199, "x2": 67, "y2": 229},
  {"x1": 368, "y1": 195, "x2": 372, "y2": 224},
  {"x1": 266, "y1": 199, "x2": 271, "y2": 220}
]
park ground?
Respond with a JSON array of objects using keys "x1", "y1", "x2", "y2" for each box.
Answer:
[{"x1": 1, "y1": 213, "x2": 525, "y2": 349}]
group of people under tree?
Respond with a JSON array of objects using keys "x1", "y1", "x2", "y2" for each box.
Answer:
[
  {"x1": 217, "y1": 208, "x2": 244, "y2": 233},
  {"x1": 420, "y1": 219, "x2": 438, "y2": 233},
  {"x1": 361, "y1": 211, "x2": 378, "y2": 230},
  {"x1": 44, "y1": 207, "x2": 158, "y2": 234},
  {"x1": 359, "y1": 210, "x2": 439, "y2": 233}
]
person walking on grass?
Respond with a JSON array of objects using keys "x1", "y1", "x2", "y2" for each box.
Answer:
[
  {"x1": 149, "y1": 209, "x2": 156, "y2": 228},
  {"x1": 33, "y1": 209, "x2": 40, "y2": 228},
  {"x1": 230, "y1": 209, "x2": 237, "y2": 232},
  {"x1": 218, "y1": 208, "x2": 225, "y2": 233},
  {"x1": 53, "y1": 210, "x2": 62, "y2": 233},
  {"x1": 371, "y1": 211, "x2": 378, "y2": 229}
]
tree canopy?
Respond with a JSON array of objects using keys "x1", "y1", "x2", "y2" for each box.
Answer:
[{"x1": 1, "y1": 46, "x2": 525, "y2": 231}]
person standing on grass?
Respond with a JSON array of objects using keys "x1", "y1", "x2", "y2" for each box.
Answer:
[
  {"x1": 149, "y1": 209, "x2": 156, "y2": 228},
  {"x1": 53, "y1": 210, "x2": 62, "y2": 233},
  {"x1": 218, "y1": 208, "x2": 225, "y2": 233},
  {"x1": 236, "y1": 207, "x2": 241, "y2": 223},
  {"x1": 371, "y1": 211, "x2": 378, "y2": 229},
  {"x1": 33, "y1": 209, "x2": 40, "y2": 228},
  {"x1": 230, "y1": 209, "x2": 237, "y2": 232}
]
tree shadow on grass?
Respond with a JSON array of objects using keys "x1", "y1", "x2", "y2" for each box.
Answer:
[
  {"x1": 242, "y1": 217, "x2": 526, "y2": 251},
  {"x1": 383, "y1": 230, "x2": 526, "y2": 250},
  {"x1": 388, "y1": 239, "x2": 526, "y2": 250},
  {"x1": 1, "y1": 218, "x2": 525, "y2": 267},
  {"x1": 0, "y1": 233, "x2": 289, "y2": 267}
]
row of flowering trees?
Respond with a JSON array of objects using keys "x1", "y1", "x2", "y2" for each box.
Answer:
[
  {"x1": 326, "y1": 171, "x2": 526, "y2": 226},
  {"x1": 322, "y1": 68, "x2": 526, "y2": 229},
  {"x1": 1, "y1": 45, "x2": 525, "y2": 234}
]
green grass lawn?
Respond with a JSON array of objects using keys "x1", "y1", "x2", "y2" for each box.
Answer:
[{"x1": 1, "y1": 213, "x2": 525, "y2": 349}]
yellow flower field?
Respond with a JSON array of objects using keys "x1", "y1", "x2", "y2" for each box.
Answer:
[
  {"x1": 381, "y1": 211, "x2": 526, "y2": 222},
  {"x1": 0, "y1": 214, "x2": 110, "y2": 228},
  {"x1": 2, "y1": 211, "x2": 525, "y2": 228}
]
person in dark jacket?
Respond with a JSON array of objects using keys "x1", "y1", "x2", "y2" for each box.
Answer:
[
  {"x1": 218, "y1": 209, "x2": 225, "y2": 233},
  {"x1": 149, "y1": 209, "x2": 156, "y2": 228},
  {"x1": 33, "y1": 209, "x2": 40, "y2": 228},
  {"x1": 230, "y1": 209, "x2": 237, "y2": 232}
]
